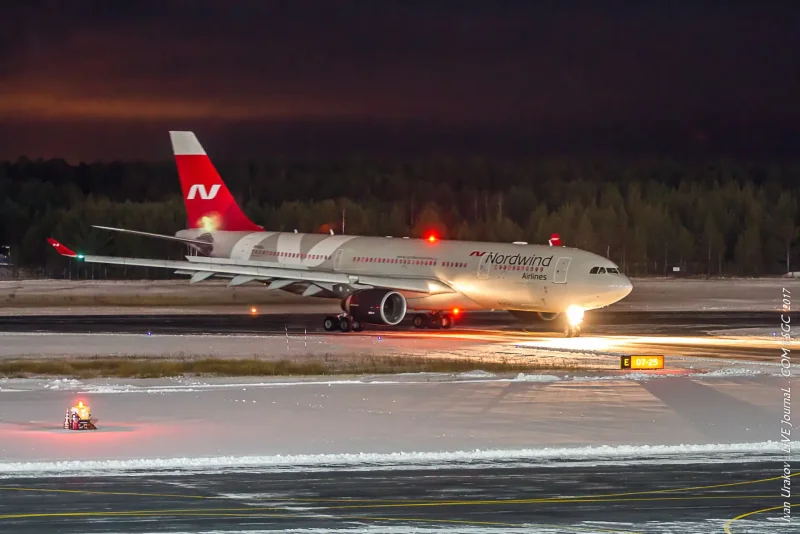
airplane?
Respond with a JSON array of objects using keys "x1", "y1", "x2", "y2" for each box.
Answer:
[{"x1": 47, "y1": 131, "x2": 633, "y2": 337}]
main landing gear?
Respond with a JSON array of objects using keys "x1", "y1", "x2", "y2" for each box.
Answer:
[
  {"x1": 323, "y1": 313, "x2": 363, "y2": 333},
  {"x1": 412, "y1": 312, "x2": 454, "y2": 330},
  {"x1": 322, "y1": 311, "x2": 457, "y2": 333}
]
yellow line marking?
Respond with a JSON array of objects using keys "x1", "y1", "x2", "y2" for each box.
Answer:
[
  {"x1": 342, "y1": 515, "x2": 639, "y2": 533},
  {"x1": 0, "y1": 494, "x2": 772, "y2": 520},
  {"x1": 723, "y1": 503, "x2": 798, "y2": 533},
  {"x1": 0, "y1": 508, "x2": 641, "y2": 533},
  {"x1": 2, "y1": 472, "x2": 793, "y2": 505},
  {"x1": 322, "y1": 494, "x2": 774, "y2": 510}
]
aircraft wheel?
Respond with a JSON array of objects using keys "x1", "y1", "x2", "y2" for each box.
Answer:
[
  {"x1": 428, "y1": 313, "x2": 443, "y2": 329},
  {"x1": 338, "y1": 316, "x2": 352, "y2": 332},
  {"x1": 323, "y1": 316, "x2": 337, "y2": 332},
  {"x1": 441, "y1": 314, "x2": 453, "y2": 329},
  {"x1": 573, "y1": 325, "x2": 581, "y2": 337},
  {"x1": 412, "y1": 314, "x2": 427, "y2": 329},
  {"x1": 351, "y1": 319, "x2": 364, "y2": 332},
  {"x1": 564, "y1": 325, "x2": 573, "y2": 338}
]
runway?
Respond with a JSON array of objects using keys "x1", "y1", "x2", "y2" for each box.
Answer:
[
  {"x1": 0, "y1": 310, "x2": 780, "y2": 335},
  {"x1": 0, "y1": 458, "x2": 792, "y2": 533}
]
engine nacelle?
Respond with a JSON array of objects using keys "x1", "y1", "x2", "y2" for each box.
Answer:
[
  {"x1": 537, "y1": 312, "x2": 560, "y2": 321},
  {"x1": 343, "y1": 289, "x2": 407, "y2": 325}
]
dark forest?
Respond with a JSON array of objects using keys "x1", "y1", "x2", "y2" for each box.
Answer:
[{"x1": 1, "y1": 155, "x2": 798, "y2": 278}]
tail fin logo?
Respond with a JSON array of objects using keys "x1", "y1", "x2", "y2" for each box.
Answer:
[{"x1": 187, "y1": 184, "x2": 221, "y2": 200}]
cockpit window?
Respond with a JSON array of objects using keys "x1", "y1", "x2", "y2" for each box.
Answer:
[{"x1": 591, "y1": 266, "x2": 622, "y2": 274}]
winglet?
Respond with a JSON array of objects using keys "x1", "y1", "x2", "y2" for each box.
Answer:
[
  {"x1": 548, "y1": 233, "x2": 562, "y2": 247},
  {"x1": 47, "y1": 238, "x2": 79, "y2": 257}
]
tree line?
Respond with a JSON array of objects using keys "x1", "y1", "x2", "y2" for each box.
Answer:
[{"x1": 1, "y1": 156, "x2": 798, "y2": 278}]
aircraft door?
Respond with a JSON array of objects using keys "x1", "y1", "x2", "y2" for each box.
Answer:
[
  {"x1": 477, "y1": 254, "x2": 491, "y2": 279},
  {"x1": 553, "y1": 257, "x2": 571, "y2": 284},
  {"x1": 332, "y1": 249, "x2": 345, "y2": 271}
]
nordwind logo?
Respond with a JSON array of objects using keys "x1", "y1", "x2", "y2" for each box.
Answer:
[
  {"x1": 187, "y1": 184, "x2": 221, "y2": 200},
  {"x1": 470, "y1": 250, "x2": 553, "y2": 267}
]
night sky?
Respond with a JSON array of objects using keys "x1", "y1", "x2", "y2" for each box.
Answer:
[{"x1": 2, "y1": 0, "x2": 799, "y2": 161}]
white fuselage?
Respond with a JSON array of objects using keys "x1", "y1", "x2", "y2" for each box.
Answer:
[{"x1": 178, "y1": 229, "x2": 633, "y2": 314}]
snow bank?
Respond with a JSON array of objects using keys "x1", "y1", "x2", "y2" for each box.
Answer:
[
  {"x1": 0, "y1": 442, "x2": 792, "y2": 478},
  {"x1": 44, "y1": 378, "x2": 83, "y2": 390},
  {"x1": 513, "y1": 373, "x2": 561, "y2": 382},
  {"x1": 699, "y1": 368, "x2": 764, "y2": 377},
  {"x1": 457, "y1": 370, "x2": 497, "y2": 379}
]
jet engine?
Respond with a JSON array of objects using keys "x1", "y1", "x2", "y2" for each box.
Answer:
[
  {"x1": 537, "y1": 312, "x2": 560, "y2": 321},
  {"x1": 343, "y1": 289, "x2": 407, "y2": 325}
]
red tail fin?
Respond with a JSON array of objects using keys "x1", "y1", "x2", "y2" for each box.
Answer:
[
  {"x1": 549, "y1": 233, "x2": 562, "y2": 246},
  {"x1": 169, "y1": 131, "x2": 262, "y2": 232}
]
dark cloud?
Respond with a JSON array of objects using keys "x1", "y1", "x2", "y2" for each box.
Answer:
[{"x1": 1, "y1": 0, "x2": 799, "y2": 160}]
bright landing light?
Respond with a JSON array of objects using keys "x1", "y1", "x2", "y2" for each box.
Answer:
[{"x1": 566, "y1": 305, "x2": 585, "y2": 326}]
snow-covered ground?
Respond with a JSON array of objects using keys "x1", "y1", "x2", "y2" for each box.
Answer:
[
  {"x1": 0, "y1": 329, "x2": 780, "y2": 368},
  {"x1": 0, "y1": 370, "x2": 788, "y2": 473}
]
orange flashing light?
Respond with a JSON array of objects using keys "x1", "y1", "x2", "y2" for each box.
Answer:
[{"x1": 250, "y1": 306, "x2": 258, "y2": 315}]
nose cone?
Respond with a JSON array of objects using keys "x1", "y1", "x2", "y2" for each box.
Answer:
[
  {"x1": 615, "y1": 275, "x2": 633, "y2": 300},
  {"x1": 621, "y1": 276, "x2": 633, "y2": 298},
  {"x1": 605, "y1": 275, "x2": 633, "y2": 303}
]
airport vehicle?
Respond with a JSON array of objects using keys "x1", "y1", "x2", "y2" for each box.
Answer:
[
  {"x1": 47, "y1": 132, "x2": 632, "y2": 336},
  {"x1": 63, "y1": 401, "x2": 96, "y2": 430}
]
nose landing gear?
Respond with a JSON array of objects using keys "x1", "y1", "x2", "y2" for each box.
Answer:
[{"x1": 564, "y1": 324, "x2": 582, "y2": 337}]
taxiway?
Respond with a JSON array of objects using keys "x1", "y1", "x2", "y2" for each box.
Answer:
[{"x1": 0, "y1": 459, "x2": 792, "y2": 533}]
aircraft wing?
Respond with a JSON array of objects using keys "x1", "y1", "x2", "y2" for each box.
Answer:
[{"x1": 46, "y1": 239, "x2": 455, "y2": 295}]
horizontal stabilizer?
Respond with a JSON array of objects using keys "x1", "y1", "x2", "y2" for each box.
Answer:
[{"x1": 92, "y1": 226, "x2": 211, "y2": 246}]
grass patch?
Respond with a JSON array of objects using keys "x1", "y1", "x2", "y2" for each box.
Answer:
[{"x1": 0, "y1": 355, "x2": 577, "y2": 379}]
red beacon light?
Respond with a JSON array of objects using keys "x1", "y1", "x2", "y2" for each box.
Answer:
[
  {"x1": 427, "y1": 234, "x2": 438, "y2": 243},
  {"x1": 64, "y1": 400, "x2": 96, "y2": 430}
]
